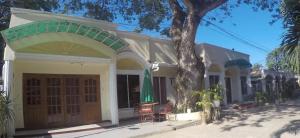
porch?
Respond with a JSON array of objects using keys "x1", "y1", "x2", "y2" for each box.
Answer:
[
  {"x1": 204, "y1": 61, "x2": 252, "y2": 105},
  {"x1": 1, "y1": 20, "x2": 127, "y2": 130}
]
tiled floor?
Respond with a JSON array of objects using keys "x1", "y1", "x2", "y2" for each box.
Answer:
[{"x1": 14, "y1": 121, "x2": 113, "y2": 137}]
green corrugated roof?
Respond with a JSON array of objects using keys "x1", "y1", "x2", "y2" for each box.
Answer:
[{"x1": 1, "y1": 20, "x2": 127, "y2": 51}]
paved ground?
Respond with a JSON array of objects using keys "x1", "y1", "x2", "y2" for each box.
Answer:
[
  {"x1": 146, "y1": 100, "x2": 300, "y2": 138},
  {"x1": 25, "y1": 98, "x2": 300, "y2": 138},
  {"x1": 42, "y1": 120, "x2": 196, "y2": 138}
]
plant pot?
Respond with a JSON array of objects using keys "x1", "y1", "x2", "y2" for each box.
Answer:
[{"x1": 213, "y1": 100, "x2": 220, "y2": 107}]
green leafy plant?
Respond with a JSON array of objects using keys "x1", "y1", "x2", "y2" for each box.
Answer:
[
  {"x1": 211, "y1": 84, "x2": 223, "y2": 101},
  {"x1": 255, "y1": 92, "x2": 267, "y2": 106},
  {"x1": 0, "y1": 91, "x2": 14, "y2": 138},
  {"x1": 194, "y1": 89, "x2": 213, "y2": 124}
]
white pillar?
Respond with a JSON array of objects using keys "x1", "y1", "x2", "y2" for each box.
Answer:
[
  {"x1": 109, "y1": 60, "x2": 119, "y2": 125},
  {"x1": 236, "y1": 69, "x2": 242, "y2": 102},
  {"x1": 3, "y1": 60, "x2": 15, "y2": 135},
  {"x1": 204, "y1": 69, "x2": 209, "y2": 90},
  {"x1": 246, "y1": 74, "x2": 252, "y2": 95},
  {"x1": 220, "y1": 67, "x2": 227, "y2": 105},
  {"x1": 3, "y1": 60, "x2": 13, "y2": 96}
]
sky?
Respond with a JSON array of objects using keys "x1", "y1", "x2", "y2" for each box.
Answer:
[
  {"x1": 117, "y1": 3, "x2": 284, "y2": 67},
  {"x1": 195, "y1": 4, "x2": 284, "y2": 67}
]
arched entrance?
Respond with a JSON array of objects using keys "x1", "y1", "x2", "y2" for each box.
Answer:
[{"x1": 1, "y1": 20, "x2": 128, "y2": 129}]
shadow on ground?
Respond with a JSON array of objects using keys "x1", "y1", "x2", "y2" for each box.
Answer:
[
  {"x1": 216, "y1": 103, "x2": 300, "y2": 133},
  {"x1": 271, "y1": 120, "x2": 300, "y2": 138}
]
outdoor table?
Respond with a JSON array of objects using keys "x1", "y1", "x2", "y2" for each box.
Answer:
[{"x1": 139, "y1": 102, "x2": 159, "y2": 122}]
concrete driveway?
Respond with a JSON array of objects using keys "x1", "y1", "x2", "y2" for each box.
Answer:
[{"x1": 146, "y1": 101, "x2": 300, "y2": 138}]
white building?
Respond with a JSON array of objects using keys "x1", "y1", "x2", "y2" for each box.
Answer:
[
  {"x1": 251, "y1": 69, "x2": 299, "y2": 101},
  {"x1": 1, "y1": 8, "x2": 252, "y2": 131}
]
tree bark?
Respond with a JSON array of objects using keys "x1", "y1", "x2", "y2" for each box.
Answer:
[
  {"x1": 169, "y1": 0, "x2": 227, "y2": 111},
  {"x1": 176, "y1": 12, "x2": 205, "y2": 111}
]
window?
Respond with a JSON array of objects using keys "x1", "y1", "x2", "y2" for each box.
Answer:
[
  {"x1": 241, "y1": 76, "x2": 247, "y2": 95},
  {"x1": 117, "y1": 75, "x2": 140, "y2": 108},
  {"x1": 84, "y1": 79, "x2": 97, "y2": 102},
  {"x1": 153, "y1": 77, "x2": 167, "y2": 104},
  {"x1": 169, "y1": 78, "x2": 175, "y2": 86},
  {"x1": 47, "y1": 78, "x2": 62, "y2": 115},
  {"x1": 209, "y1": 75, "x2": 219, "y2": 88},
  {"x1": 26, "y1": 78, "x2": 41, "y2": 105},
  {"x1": 65, "y1": 78, "x2": 80, "y2": 114}
]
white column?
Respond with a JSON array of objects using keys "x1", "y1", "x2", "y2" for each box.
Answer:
[
  {"x1": 204, "y1": 69, "x2": 209, "y2": 90},
  {"x1": 109, "y1": 60, "x2": 119, "y2": 125},
  {"x1": 220, "y1": 67, "x2": 227, "y2": 105},
  {"x1": 246, "y1": 74, "x2": 252, "y2": 95},
  {"x1": 3, "y1": 60, "x2": 13, "y2": 96},
  {"x1": 3, "y1": 60, "x2": 15, "y2": 135},
  {"x1": 236, "y1": 69, "x2": 242, "y2": 102}
]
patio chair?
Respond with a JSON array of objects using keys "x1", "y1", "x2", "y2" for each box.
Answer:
[
  {"x1": 156, "y1": 102, "x2": 173, "y2": 122},
  {"x1": 139, "y1": 103, "x2": 155, "y2": 122}
]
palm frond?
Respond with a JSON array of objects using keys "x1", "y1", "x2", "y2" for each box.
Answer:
[{"x1": 280, "y1": 0, "x2": 300, "y2": 74}]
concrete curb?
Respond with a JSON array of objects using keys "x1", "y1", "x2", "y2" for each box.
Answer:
[{"x1": 130, "y1": 121, "x2": 200, "y2": 138}]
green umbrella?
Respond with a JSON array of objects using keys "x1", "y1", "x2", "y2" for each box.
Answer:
[{"x1": 140, "y1": 69, "x2": 154, "y2": 103}]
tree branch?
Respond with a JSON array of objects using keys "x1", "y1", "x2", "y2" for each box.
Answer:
[
  {"x1": 183, "y1": 0, "x2": 194, "y2": 11},
  {"x1": 198, "y1": 0, "x2": 228, "y2": 17},
  {"x1": 169, "y1": 0, "x2": 186, "y2": 38},
  {"x1": 169, "y1": 0, "x2": 185, "y2": 14}
]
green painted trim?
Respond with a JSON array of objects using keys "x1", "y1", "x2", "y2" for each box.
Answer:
[
  {"x1": 225, "y1": 59, "x2": 252, "y2": 69},
  {"x1": 1, "y1": 20, "x2": 127, "y2": 51}
]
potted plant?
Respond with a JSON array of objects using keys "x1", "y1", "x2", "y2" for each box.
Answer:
[
  {"x1": 0, "y1": 91, "x2": 14, "y2": 138},
  {"x1": 211, "y1": 84, "x2": 223, "y2": 108},
  {"x1": 255, "y1": 92, "x2": 267, "y2": 106},
  {"x1": 195, "y1": 90, "x2": 213, "y2": 124}
]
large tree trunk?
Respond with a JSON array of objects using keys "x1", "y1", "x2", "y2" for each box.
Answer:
[
  {"x1": 169, "y1": 0, "x2": 226, "y2": 112},
  {"x1": 175, "y1": 12, "x2": 205, "y2": 111}
]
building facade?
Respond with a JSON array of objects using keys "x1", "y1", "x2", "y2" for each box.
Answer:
[
  {"x1": 1, "y1": 8, "x2": 252, "y2": 131},
  {"x1": 251, "y1": 69, "x2": 298, "y2": 101}
]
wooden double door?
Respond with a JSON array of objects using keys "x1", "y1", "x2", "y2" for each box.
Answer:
[{"x1": 23, "y1": 74, "x2": 101, "y2": 129}]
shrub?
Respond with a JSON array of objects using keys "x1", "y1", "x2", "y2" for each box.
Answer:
[
  {"x1": 211, "y1": 84, "x2": 223, "y2": 101},
  {"x1": 194, "y1": 89, "x2": 213, "y2": 124},
  {"x1": 255, "y1": 92, "x2": 267, "y2": 105},
  {"x1": 0, "y1": 91, "x2": 14, "y2": 138}
]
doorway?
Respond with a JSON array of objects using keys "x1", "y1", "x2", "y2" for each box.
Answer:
[
  {"x1": 225, "y1": 77, "x2": 232, "y2": 104},
  {"x1": 23, "y1": 74, "x2": 101, "y2": 129}
]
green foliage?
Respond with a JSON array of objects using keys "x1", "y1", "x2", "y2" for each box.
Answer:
[
  {"x1": 210, "y1": 84, "x2": 223, "y2": 101},
  {"x1": 282, "y1": 79, "x2": 299, "y2": 99},
  {"x1": 255, "y1": 92, "x2": 267, "y2": 105},
  {"x1": 195, "y1": 89, "x2": 213, "y2": 111},
  {"x1": 193, "y1": 84, "x2": 223, "y2": 111},
  {"x1": 194, "y1": 89, "x2": 213, "y2": 123},
  {"x1": 280, "y1": 0, "x2": 300, "y2": 74},
  {"x1": 266, "y1": 48, "x2": 290, "y2": 72},
  {"x1": 194, "y1": 85, "x2": 223, "y2": 124},
  {"x1": 0, "y1": 91, "x2": 14, "y2": 137},
  {"x1": 252, "y1": 63, "x2": 263, "y2": 71}
]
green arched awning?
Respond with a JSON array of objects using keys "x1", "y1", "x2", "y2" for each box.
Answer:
[
  {"x1": 1, "y1": 20, "x2": 127, "y2": 51},
  {"x1": 225, "y1": 59, "x2": 252, "y2": 69}
]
